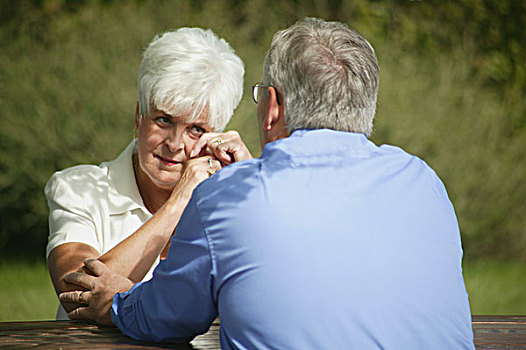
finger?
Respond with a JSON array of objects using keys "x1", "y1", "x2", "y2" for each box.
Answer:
[
  {"x1": 59, "y1": 290, "x2": 89, "y2": 305},
  {"x1": 190, "y1": 133, "x2": 219, "y2": 158},
  {"x1": 83, "y1": 258, "x2": 110, "y2": 277},
  {"x1": 199, "y1": 157, "x2": 219, "y2": 177},
  {"x1": 188, "y1": 156, "x2": 219, "y2": 178},
  {"x1": 212, "y1": 140, "x2": 253, "y2": 164},
  {"x1": 64, "y1": 271, "x2": 95, "y2": 290},
  {"x1": 205, "y1": 156, "x2": 221, "y2": 170},
  {"x1": 211, "y1": 142, "x2": 239, "y2": 165},
  {"x1": 208, "y1": 131, "x2": 252, "y2": 164},
  {"x1": 68, "y1": 306, "x2": 91, "y2": 321}
]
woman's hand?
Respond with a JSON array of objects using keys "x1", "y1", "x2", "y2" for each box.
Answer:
[
  {"x1": 166, "y1": 156, "x2": 222, "y2": 206},
  {"x1": 168, "y1": 130, "x2": 252, "y2": 206},
  {"x1": 190, "y1": 130, "x2": 252, "y2": 166},
  {"x1": 157, "y1": 131, "x2": 251, "y2": 257}
]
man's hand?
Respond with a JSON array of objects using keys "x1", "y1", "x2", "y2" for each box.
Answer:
[
  {"x1": 190, "y1": 130, "x2": 252, "y2": 165},
  {"x1": 59, "y1": 258, "x2": 134, "y2": 325}
]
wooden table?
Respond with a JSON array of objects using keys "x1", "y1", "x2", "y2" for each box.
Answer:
[
  {"x1": 473, "y1": 315, "x2": 526, "y2": 350},
  {"x1": 0, "y1": 319, "x2": 220, "y2": 349},
  {"x1": 1, "y1": 316, "x2": 525, "y2": 349}
]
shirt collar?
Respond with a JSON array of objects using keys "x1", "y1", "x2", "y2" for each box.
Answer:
[
  {"x1": 103, "y1": 141, "x2": 150, "y2": 216},
  {"x1": 261, "y1": 129, "x2": 379, "y2": 162}
]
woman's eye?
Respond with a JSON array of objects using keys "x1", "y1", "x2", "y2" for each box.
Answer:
[
  {"x1": 155, "y1": 116, "x2": 171, "y2": 126},
  {"x1": 188, "y1": 125, "x2": 206, "y2": 136}
]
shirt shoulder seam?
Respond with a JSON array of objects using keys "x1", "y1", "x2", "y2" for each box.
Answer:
[{"x1": 193, "y1": 192, "x2": 218, "y2": 287}]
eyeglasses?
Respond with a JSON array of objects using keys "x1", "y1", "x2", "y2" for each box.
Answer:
[{"x1": 251, "y1": 83, "x2": 281, "y2": 105}]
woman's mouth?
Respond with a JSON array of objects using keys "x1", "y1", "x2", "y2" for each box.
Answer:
[{"x1": 156, "y1": 155, "x2": 181, "y2": 166}]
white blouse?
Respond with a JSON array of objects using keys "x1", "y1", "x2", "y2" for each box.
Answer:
[{"x1": 45, "y1": 141, "x2": 156, "y2": 319}]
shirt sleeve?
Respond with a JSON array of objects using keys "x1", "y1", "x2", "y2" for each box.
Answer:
[
  {"x1": 45, "y1": 171, "x2": 102, "y2": 258},
  {"x1": 111, "y1": 193, "x2": 217, "y2": 343}
]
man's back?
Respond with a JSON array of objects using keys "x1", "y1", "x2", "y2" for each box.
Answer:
[
  {"x1": 111, "y1": 129, "x2": 474, "y2": 349},
  {"x1": 191, "y1": 129, "x2": 474, "y2": 349}
]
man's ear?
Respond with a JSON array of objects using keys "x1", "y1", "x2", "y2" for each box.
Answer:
[
  {"x1": 135, "y1": 101, "x2": 141, "y2": 129},
  {"x1": 264, "y1": 86, "x2": 283, "y2": 131},
  {"x1": 263, "y1": 86, "x2": 288, "y2": 142}
]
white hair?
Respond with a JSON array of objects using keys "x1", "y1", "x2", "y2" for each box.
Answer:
[
  {"x1": 263, "y1": 17, "x2": 379, "y2": 136},
  {"x1": 138, "y1": 28, "x2": 244, "y2": 131}
]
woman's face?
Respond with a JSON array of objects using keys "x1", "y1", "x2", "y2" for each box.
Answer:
[{"x1": 135, "y1": 107, "x2": 212, "y2": 191}]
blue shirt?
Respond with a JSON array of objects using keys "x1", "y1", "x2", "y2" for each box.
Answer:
[{"x1": 112, "y1": 129, "x2": 474, "y2": 349}]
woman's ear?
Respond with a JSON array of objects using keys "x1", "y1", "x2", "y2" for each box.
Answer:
[{"x1": 135, "y1": 101, "x2": 141, "y2": 129}]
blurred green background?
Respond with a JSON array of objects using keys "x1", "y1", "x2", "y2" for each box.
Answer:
[{"x1": 1, "y1": 0, "x2": 525, "y2": 320}]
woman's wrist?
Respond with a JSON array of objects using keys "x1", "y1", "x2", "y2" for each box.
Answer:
[{"x1": 158, "y1": 194, "x2": 186, "y2": 226}]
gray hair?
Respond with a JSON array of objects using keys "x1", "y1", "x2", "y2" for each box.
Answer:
[
  {"x1": 263, "y1": 17, "x2": 379, "y2": 136},
  {"x1": 138, "y1": 28, "x2": 244, "y2": 131}
]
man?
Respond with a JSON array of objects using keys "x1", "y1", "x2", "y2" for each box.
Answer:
[{"x1": 61, "y1": 18, "x2": 475, "y2": 349}]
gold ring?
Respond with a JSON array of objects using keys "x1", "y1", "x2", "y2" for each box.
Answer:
[
  {"x1": 79, "y1": 291, "x2": 84, "y2": 303},
  {"x1": 207, "y1": 168, "x2": 216, "y2": 177},
  {"x1": 213, "y1": 138, "x2": 224, "y2": 145}
]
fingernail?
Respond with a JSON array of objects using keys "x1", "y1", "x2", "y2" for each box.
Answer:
[{"x1": 190, "y1": 150, "x2": 195, "y2": 158}]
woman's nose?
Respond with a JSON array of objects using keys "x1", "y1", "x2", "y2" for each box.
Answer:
[{"x1": 165, "y1": 128, "x2": 185, "y2": 153}]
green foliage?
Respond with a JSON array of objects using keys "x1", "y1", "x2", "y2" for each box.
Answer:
[
  {"x1": 0, "y1": 260, "x2": 58, "y2": 321},
  {"x1": 464, "y1": 260, "x2": 526, "y2": 314},
  {"x1": 362, "y1": 0, "x2": 526, "y2": 90},
  {"x1": 0, "y1": 0, "x2": 524, "y2": 260}
]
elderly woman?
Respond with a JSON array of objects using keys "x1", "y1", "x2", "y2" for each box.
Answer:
[{"x1": 46, "y1": 27, "x2": 250, "y2": 320}]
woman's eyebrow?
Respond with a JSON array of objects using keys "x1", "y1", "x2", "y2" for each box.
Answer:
[
  {"x1": 155, "y1": 109, "x2": 210, "y2": 127},
  {"x1": 155, "y1": 109, "x2": 175, "y2": 118}
]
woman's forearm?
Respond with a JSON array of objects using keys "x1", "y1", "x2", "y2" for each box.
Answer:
[
  {"x1": 98, "y1": 196, "x2": 187, "y2": 282},
  {"x1": 47, "y1": 194, "x2": 187, "y2": 313}
]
